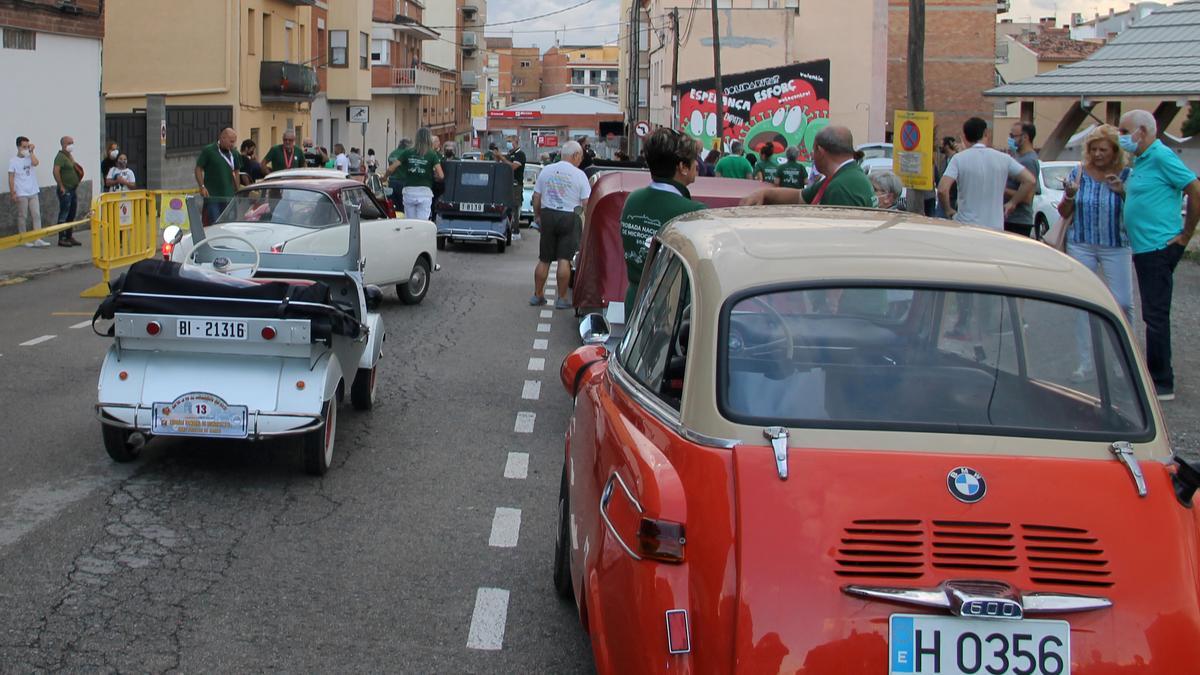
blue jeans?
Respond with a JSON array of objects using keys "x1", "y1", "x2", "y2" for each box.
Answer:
[
  {"x1": 1067, "y1": 242, "x2": 1134, "y2": 372},
  {"x1": 1132, "y1": 243, "x2": 1185, "y2": 391},
  {"x1": 203, "y1": 196, "x2": 229, "y2": 226},
  {"x1": 57, "y1": 187, "x2": 77, "y2": 240}
]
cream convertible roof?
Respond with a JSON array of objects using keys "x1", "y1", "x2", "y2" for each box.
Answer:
[{"x1": 652, "y1": 206, "x2": 1167, "y2": 460}]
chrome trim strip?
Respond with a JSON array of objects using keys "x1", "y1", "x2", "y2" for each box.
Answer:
[
  {"x1": 763, "y1": 426, "x2": 790, "y2": 480},
  {"x1": 608, "y1": 358, "x2": 739, "y2": 449},
  {"x1": 664, "y1": 609, "x2": 692, "y2": 655},
  {"x1": 96, "y1": 403, "x2": 323, "y2": 438},
  {"x1": 843, "y1": 584, "x2": 1113, "y2": 616},
  {"x1": 1110, "y1": 441, "x2": 1148, "y2": 497},
  {"x1": 599, "y1": 472, "x2": 644, "y2": 561}
]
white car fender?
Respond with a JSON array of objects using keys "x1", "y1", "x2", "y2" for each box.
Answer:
[
  {"x1": 275, "y1": 350, "x2": 344, "y2": 412},
  {"x1": 358, "y1": 313, "x2": 386, "y2": 371}
]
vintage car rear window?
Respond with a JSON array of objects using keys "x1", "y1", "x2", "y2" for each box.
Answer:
[
  {"x1": 461, "y1": 172, "x2": 491, "y2": 187},
  {"x1": 217, "y1": 188, "x2": 341, "y2": 228},
  {"x1": 721, "y1": 287, "x2": 1149, "y2": 439}
]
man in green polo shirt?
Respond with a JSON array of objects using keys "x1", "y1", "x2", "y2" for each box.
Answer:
[
  {"x1": 1118, "y1": 109, "x2": 1200, "y2": 400},
  {"x1": 194, "y1": 127, "x2": 243, "y2": 225},
  {"x1": 620, "y1": 129, "x2": 707, "y2": 310},
  {"x1": 740, "y1": 126, "x2": 876, "y2": 207},
  {"x1": 262, "y1": 129, "x2": 306, "y2": 174},
  {"x1": 714, "y1": 140, "x2": 754, "y2": 179},
  {"x1": 776, "y1": 146, "x2": 808, "y2": 189}
]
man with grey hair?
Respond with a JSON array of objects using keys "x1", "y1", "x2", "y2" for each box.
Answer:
[
  {"x1": 1118, "y1": 109, "x2": 1200, "y2": 400},
  {"x1": 741, "y1": 126, "x2": 875, "y2": 206},
  {"x1": 531, "y1": 140, "x2": 590, "y2": 308},
  {"x1": 263, "y1": 129, "x2": 306, "y2": 173}
]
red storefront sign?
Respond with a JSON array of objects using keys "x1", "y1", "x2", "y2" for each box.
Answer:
[
  {"x1": 471, "y1": 137, "x2": 481, "y2": 148},
  {"x1": 536, "y1": 135, "x2": 559, "y2": 147},
  {"x1": 487, "y1": 110, "x2": 543, "y2": 120}
]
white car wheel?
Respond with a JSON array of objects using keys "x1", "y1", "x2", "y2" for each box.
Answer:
[{"x1": 303, "y1": 399, "x2": 337, "y2": 475}]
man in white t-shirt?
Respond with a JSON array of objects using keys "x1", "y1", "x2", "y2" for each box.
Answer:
[
  {"x1": 7, "y1": 135, "x2": 49, "y2": 247},
  {"x1": 937, "y1": 117, "x2": 1035, "y2": 231},
  {"x1": 531, "y1": 140, "x2": 591, "y2": 308},
  {"x1": 333, "y1": 144, "x2": 350, "y2": 174}
]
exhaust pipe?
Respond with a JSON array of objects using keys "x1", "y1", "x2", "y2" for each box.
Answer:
[{"x1": 128, "y1": 432, "x2": 147, "y2": 449}]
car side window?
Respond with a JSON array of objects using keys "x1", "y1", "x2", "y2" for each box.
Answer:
[
  {"x1": 343, "y1": 188, "x2": 383, "y2": 220},
  {"x1": 618, "y1": 253, "x2": 690, "y2": 409}
]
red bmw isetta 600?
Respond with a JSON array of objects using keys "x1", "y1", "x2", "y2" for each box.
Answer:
[{"x1": 556, "y1": 206, "x2": 1200, "y2": 674}]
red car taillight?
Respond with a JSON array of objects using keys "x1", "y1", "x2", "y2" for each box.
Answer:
[
  {"x1": 162, "y1": 242, "x2": 174, "y2": 259},
  {"x1": 145, "y1": 321, "x2": 161, "y2": 336},
  {"x1": 637, "y1": 518, "x2": 685, "y2": 563},
  {"x1": 261, "y1": 326, "x2": 277, "y2": 340}
]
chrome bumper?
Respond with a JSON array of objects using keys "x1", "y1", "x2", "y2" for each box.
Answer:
[{"x1": 96, "y1": 402, "x2": 324, "y2": 439}]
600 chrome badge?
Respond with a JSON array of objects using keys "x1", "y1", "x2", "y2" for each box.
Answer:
[{"x1": 947, "y1": 467, "x2": 986, "y2": 503}]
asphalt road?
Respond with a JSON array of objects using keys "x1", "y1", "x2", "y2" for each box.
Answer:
[{"x1": 0, "y1": 236, "x2": 595, "y2": 672}]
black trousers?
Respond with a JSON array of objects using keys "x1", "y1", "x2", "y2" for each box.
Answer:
[{"x1": 1133, "y1": 243, "x2": 1185, "y2": 390}]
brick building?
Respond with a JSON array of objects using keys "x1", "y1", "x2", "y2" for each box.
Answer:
[
  {"x1": 1, "y1": 0, "x2": 104, "y2": 236},
  {"x1": 887, "y1": 0, "x2": 1001, "y2": 143}
]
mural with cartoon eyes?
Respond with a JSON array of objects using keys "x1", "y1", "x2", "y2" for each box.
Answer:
[{"x1": 677, "y1": 59, "x2": 831, "y2": 163}]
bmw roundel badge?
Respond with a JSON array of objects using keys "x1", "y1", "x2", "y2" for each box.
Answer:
[{"x1": 947, "y1": 467, "x2": 986, "y2": 503}]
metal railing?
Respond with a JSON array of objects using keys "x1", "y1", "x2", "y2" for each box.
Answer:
[
  {"x1": 260, "y1": 61, "x2": 319, "y2": 101},
  {"x1": 383, "y1": 67, "x2": 441, "y2": 95}
]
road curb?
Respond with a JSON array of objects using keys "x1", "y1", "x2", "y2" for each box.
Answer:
[{"x1": 0, "y1": 257, "x2": 95, "y2": 286}]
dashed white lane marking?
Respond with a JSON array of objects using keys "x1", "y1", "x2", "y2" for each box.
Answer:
[
  {"x1": 514, "y1": 411, "x2": 536, "y2": 433},
  {"x1": 504, "y1": 452, "x2": 529, "y2": 479},
  {"x1": 19, "y1": 335, "x2": 56, "y2": 347},
  {"x1": 527, "y1": 357, "x2": 545, "y2": 371},
  {"x1": 533, "y1": 338, "x2": 548, "y2": 350},
  {"x1": 544, "y1": 288, "x2": 556, "y2": 297},
  {"x1": 536, "y1": 323, "x2": 551, "y2": 333},
  {"x1": 69, "y1": 320, "x2": 91, "y2": 329},
  {"x1": 540, "y1": 309, "x2": 553, "y2": 318},
  {"x1": 466, "y1": 587, "x2": 510, "y2": 650},
  {"x1": 488, "y1": 507, "x2": 522, "y2": 548},
  {"x1": 522, "y1": 380, "x2": 541, "y2": 400}
]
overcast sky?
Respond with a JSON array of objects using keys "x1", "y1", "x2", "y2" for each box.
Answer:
[{"x1": 483, "y1": 0, "x2": 1138, "y2": 52}]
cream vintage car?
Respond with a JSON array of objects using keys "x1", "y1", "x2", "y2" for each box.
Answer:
[{"x1": 557, "y1": 206, "x2": 1200, "y2": 674}]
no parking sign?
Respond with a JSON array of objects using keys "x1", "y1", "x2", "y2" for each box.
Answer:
[{"x1": 892, "y1": 110, "x2": 934, "y2": 191}]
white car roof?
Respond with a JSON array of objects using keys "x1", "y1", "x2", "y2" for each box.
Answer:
[{"x1": 263, "y1": 168, "x2": 354, "y2": 181}]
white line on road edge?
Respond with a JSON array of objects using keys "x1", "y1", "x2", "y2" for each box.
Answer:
[
  {"x1": 544, "y1": 288, "x2": 556, "y2": 297},
  {"x1": 19, "y1": 335, "x2": 56, "y2": 347},
  {"x1": 504, "y1": 452, "x2": 529, "y2": 479},
  {"x1": 533, "y1": 338, "x2": 548, "y2": 350},
  {"x1": 466, "y1": 587, "x2": 510, "y2": 650},
  {"x1": 69, "y1": 320, "x2": 91, "y2": 329},
  {"x1": 522, "y1": 380, "x2": 542, "y2": 400},
  {"x1": 514, "y1": 411, "x2": 536, "y2": 433},
  {"x1": 536, "y1": 323, "x2": 551, "y2": 333},
  {"x1": 488, "y1": 507, "x2": 522, "y2": 547},
  {"x1": 540, "y1": 309, "x2": 553, "y2": 319},
  {"x1": 527, "y1": 357, "x2": 545, "y2": 371}
]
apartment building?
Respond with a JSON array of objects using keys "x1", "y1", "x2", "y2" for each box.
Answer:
[
  {"x1": 485, "y1": 37, "x2": 542, "y2": 107},
  {"x1": 542, "y1": 44, "x2": 620, "y2": 102},
  {"x1": 460, "y1": 0, "x2": 486, "y2": 135},
  {"x1": 104, "y1": 0, "x2": 315, "y2": 186},
  {"x1": 365, "y1": 0, "x2": 438, "y2": 156},
  {"x1": 420, "y1": 0, "x2": 460, "y2": 145},
  {"x1": 0, "y1": 0, "x2": 104, "y2": 235}
]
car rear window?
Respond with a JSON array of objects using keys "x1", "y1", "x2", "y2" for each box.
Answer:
[
  {"x1": 720, "y1": 286, "x2": 1149, "y2": 440},
  {"x1": 462, "y1": 172, "x2": 490, "y2": 187}
]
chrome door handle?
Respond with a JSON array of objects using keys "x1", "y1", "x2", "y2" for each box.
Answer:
[{"x1": 600, "y1": 472, "x2": 644, "y2": 561}]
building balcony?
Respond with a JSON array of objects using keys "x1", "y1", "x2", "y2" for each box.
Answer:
[
  {"x1": 388, "y1": 15, "x2": 440, "y2": 40},
  {"x1": 461, "y1": 72, "x2": 478, "y2": 89},
  {"x1": 372, "y1": 67, "x2": 441, "y2": 96},
  {"x1": 259, "y1": 61, "x2": 318, "y2": 102}
]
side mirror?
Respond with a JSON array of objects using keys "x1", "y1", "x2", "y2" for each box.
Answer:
[
  {"x1": 560, "y1": 344, "x2": 608, "y2": 398},
  {"x1": 579, "y1": 313, "x2": 611, "y2": 346},
  {"x1": 364, "y1": 284, "x2": 384, "y2": 311},
  {"x1": 1173, "y1": 456, "x2": 1200, "y2": 506},
  {"x1": 162, "y1": 225, "x2": 183, "y2": 245}
]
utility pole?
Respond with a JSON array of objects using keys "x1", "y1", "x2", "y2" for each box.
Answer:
[
  {"x1": 671, "y1": 7, "x2": 680, "y2": 127},
  {"x1": 710, "y1": 0, "x2": 724, "y2": 150},
  {"x1": 907, "y1": 0, "x2": 925, "y2": 111}
]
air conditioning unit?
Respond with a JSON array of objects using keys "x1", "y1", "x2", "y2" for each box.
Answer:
[{"x1": 56, "y1": 0, "x2": 82, "y2": 14}]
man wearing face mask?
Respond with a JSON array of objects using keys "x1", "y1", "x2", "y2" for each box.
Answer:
[
  {"x1": 1004, "y1": 121, "x2": 1041, "y2": 238},
  {"x1": 619, "y1": 128, "x2": 706, "y2": 310},
  {"x1": 1118, "y1": 109, "x2": 1200, "y2": 401},
  {"x1": 8, "y1": 136, "x2": 48, "y2": 247},
  {"x1": 494, "y1": 137, "x2": 526, "y2": 240},
  {"x1": 741, "y1": 126, "x2": 875, "y2": 207},
  {"x1": 52, "y1": 135, "x2": 83, "y2": 246},
  {"x1": 195, "y1": 128, "x2": 243, "y2": 225},
  {"x1": 101, "y1": 141, "x2": 119, "y2": 182}
]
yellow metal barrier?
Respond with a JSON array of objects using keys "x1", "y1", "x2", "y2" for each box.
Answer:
[
  {"x1": 0, "y1": 217, "x2": 89, "y2": 251},
  {"x1": 81, "y1": 191, "x2": 158, "y2": 298}
]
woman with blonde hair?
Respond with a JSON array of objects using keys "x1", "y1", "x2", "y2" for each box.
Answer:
[{"x1": 1057, "y1": 124, "x2": 1134, "y2": 377}]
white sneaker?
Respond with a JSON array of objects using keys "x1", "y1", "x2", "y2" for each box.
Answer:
[
  {"x1": 33, "y1": 239, "x2": 51, "y2": 248},
  {"x1": 23, "y1": 242, "x2": 36, "y2": 248},
  {"x1": 512, "y1": 231, "x2": 522, "y2": 241}
]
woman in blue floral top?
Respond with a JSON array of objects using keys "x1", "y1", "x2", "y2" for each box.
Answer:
[{"x1": 1057, "y1": 124, "x2": 1134, "y2": 378}]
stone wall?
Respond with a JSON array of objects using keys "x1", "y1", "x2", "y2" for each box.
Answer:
[{"x1": 0, "y1": 181, "x2": 94, "y2": 238}]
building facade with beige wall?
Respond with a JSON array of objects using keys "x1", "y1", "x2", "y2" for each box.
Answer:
[
  {"x1": 641, "y1": 0, "x2": 888, "y2": 147},
  {"x1": 105, "y1": 0, "x2": 318, "y2": 158}
]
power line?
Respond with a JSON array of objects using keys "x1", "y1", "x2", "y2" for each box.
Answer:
[{"x1": 425, "y1": 0, "x2": 599, "y2": 30}]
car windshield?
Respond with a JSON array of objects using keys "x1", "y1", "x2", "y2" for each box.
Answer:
[
  {"x1": 721, "y1": 287, "x2": 1148, "y2": 439},
  {"x1": 216, "y1": 188, "x2": 341, "y2": 228},
  {"x1": 1042, "y1": 164, "x2": 1076, "y2": 191},
  {"x1": 859, "y1": 145, "x2": 892, "y2": 160}
]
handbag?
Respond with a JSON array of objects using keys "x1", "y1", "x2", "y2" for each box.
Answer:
[
  {"x1": 1044, "y1": 211, "x2": 1072, "y2": 253},
  {"x1": 74, "y1": 162, "x2": 85, "y2": 180}
]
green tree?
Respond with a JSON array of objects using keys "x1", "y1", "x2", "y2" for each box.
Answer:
[{"x1": 1184, "y1": 102, "x2": 1200, "y2": 137}]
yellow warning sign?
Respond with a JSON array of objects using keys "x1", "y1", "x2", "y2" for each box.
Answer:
[{"x1": 893, "y1": 110, "x2": 935, "y2": 191}]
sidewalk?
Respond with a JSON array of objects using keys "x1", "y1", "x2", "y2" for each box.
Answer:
[{"x1": 0, "y1": 234, "x2": 94, "y2": 284}]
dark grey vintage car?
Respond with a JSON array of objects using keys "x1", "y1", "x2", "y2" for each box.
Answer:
[{"x1": 434, "y1": 160, "x2": 517, "y2": 253}]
